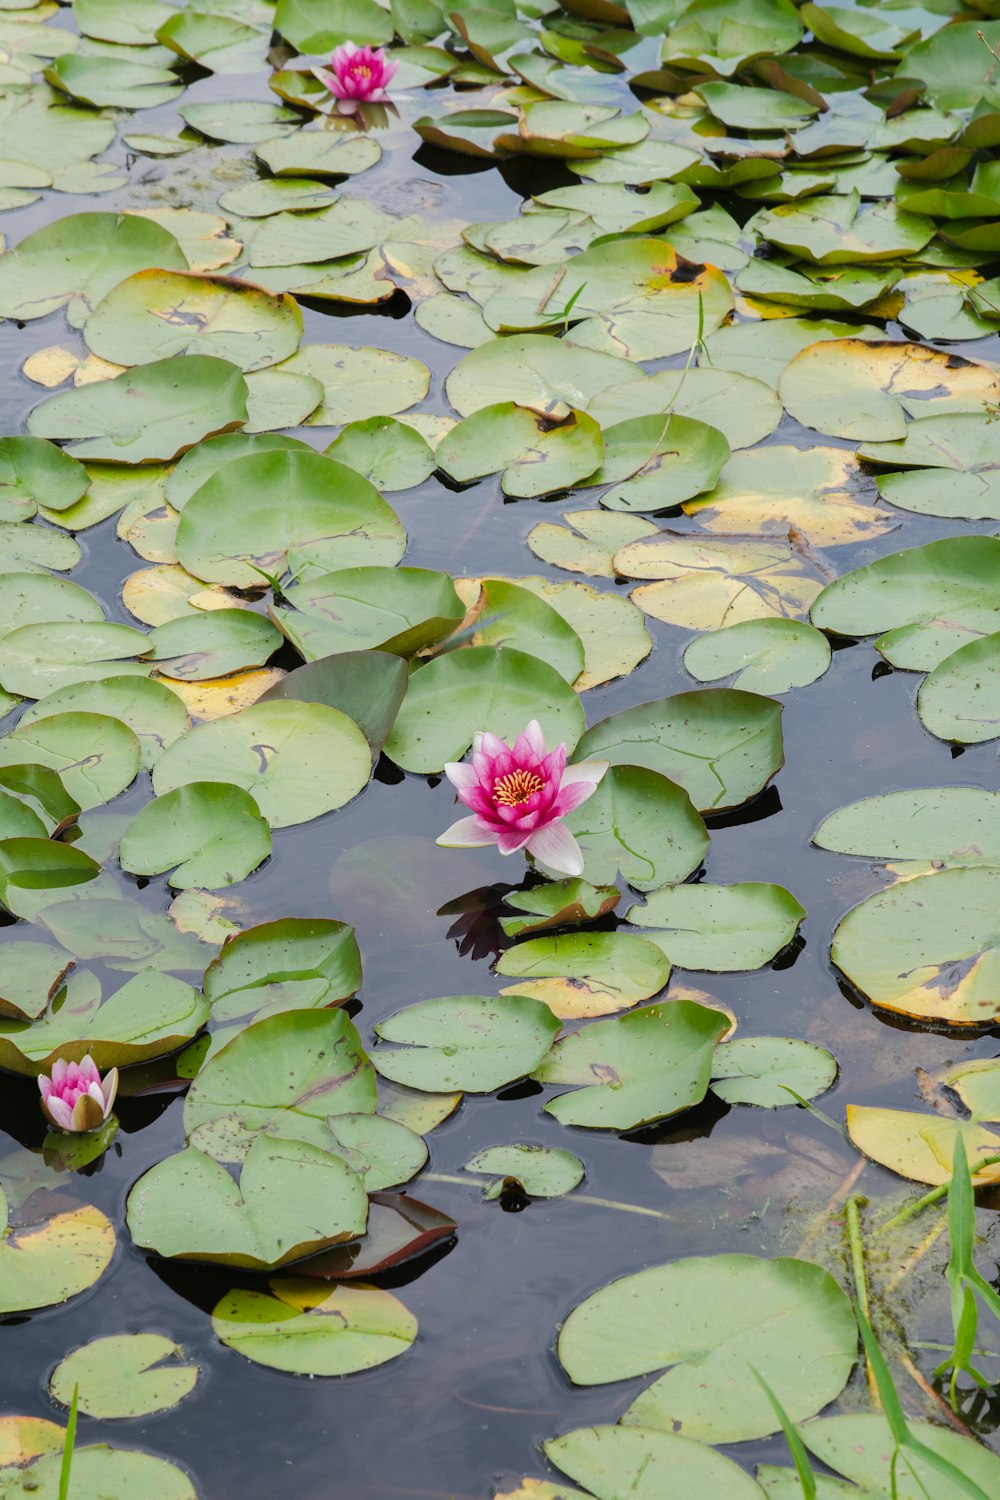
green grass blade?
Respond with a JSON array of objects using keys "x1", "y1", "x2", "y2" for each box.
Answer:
[
  {"x1": 751, "y1": 1368, "x2": 816, "y2": 1499},
  {"x1": 58, "y1": 1384, "x2": 78, "y2": 1500}
]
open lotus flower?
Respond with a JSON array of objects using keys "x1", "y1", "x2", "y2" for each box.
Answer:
[
  {"x1": 39, "y1": 1056, "x2": 118, "y2": 1134},
  {"x1": 322, "y1": 41, "x2": 398, "y2": 102},
  {"x1": 437, "y1": 721, "x2": 607, "y2": 878}
]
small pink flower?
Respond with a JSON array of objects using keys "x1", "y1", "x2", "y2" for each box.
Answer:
[
  {"x1": 437, "y1": 720, "x2": 607, "y2": 878},
  {"x1": 322, "y1": 41, "x2": 398, "y2": 102},
  {"x1": 39, "y1": 1056, "x2": 118, "y2": 1134}
]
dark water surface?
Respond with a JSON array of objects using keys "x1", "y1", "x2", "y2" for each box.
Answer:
[{"x1": 2, "y1": 14, "x2": 1000, "y2": 1500}]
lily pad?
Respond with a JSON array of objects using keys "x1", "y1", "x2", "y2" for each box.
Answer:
[
  {"x1": 436, "y1": 403, "x2": 603, "y2": 497},
  {"x1": 0, "y1": 438, "x2": 88, "y2": 518},
  {"x1": 533, "y1": 1000, "x2": 728, "y2": 1129},
  {"x1": 28, "y1": 356, "x2": 249, "y2": 464},
  {"x1": 17, "y1": 677, "x2": 189, "y2": 772},
  {"x1": 805, "y1": 1414, "x2": 1000, "y2": 1497},
  {"x1": 212, "y1": 1279, "x2": 416, "y2": 1375},
  {"x1": 545, "y1": 1427, "x2": 765, "y2": 1500},
  {"x1": 0, "y1": 621, "x2": 151, "y2": 698},
  {"x1": 499, "y1": 879, "x2": 619, "y2": 937},
  {"x1": 579, "y1": 413, "x2": 730, "y2": 513},
  {"x1": 373, "y1": 993, "x2": 560, "y2": 1093},
  {"x1": 465, "y1": 1144, "x2": 584, "y2": 1199},
  {"x1": 496, "y1": 931, "x2": 671, "y2": 1018},
  {"x1": 558, "y1": 1253, "x2": 855, "y2": 1441},
  {"x1": 278, "y1": 344, "x2": 430, "y2": 427},
  {"x1": 446, "y1": 332, "x2": 645, "y2": 417},
  {"x1": 618, "y1": 534, "x2": 829, "y2": 630},
  {"x1": 574, "y1": 690, "x2": 784, "y2": 813},
  {"x1": 0, "y1": 712, "x2": 141, "y2": 809},
  {"x1": 151, "y1": 700, "x2": 372, "y2": 828},
  {"x1": 259, "y1": 652, "x2": 407, "y2": 758},
  {"x1": 119, "y1": 783, "x2": 271, "y2": 890},
  {"x1": 0, "y1": 211, "x2": 186, "y2": 325},
  {"x1": 175, "y1": 448, "x2": 406, "y2": 587},
  {"x1": 814, "y1": 788, "x2": 1000, "y2": 868},
  {"x1": 0, "y1": 1184, "x2": 114, "y2": 1315},
  {"x1": 460, "y1": 578, "x2": 587, "y2": 686},
  {"x1": 325, "y1": 417, "x2": 435, "y2": 491},
  {"x1": 84, "y1": 271, "x2": 302, "y2": 373},
  {"x1": 0, "y1": 1445, "x2": 197, "y2": 1499},
  {"x1": 710, "y1": 1036, "x2": 837, "y2": 1107},
  {"x1": 859, "y1": 413, "x2": 1000, "y2": 521},
  {"x1": 49, "y1": 1334, "x2": 198, "y2": 1418},
  {"x1": 255, "y1": 132, "x2": 382, "y2": 179},
  {"x1": 44, "y1": 53, "x2": 183, "y2": 110},
  {"x1": 274, "y1": 567, "x2": 464, "y2": 661},
  {"x1": 127, "y1": 1135, "x2": 368, "y2": 1270},
  {"x1": 385, "y1": 645, "x2": 584, "y2": 774},
  {"x1": 917, "y1": 634, "x2": 1000, "y2": 744},
  {"x1": 627, "y1": 883, "x2": 806, "y2": 971},
  {"x1": 684, "y1": 619, "x2": 831, "y2": 693}
]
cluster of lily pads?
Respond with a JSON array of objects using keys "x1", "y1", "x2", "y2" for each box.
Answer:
[{"x1": 3, "y1": 0, "x2": 1000, "y2": 1492}]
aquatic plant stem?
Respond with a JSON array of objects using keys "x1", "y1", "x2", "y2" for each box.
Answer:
[
  {"x1": 897, "y1": 1351, "x2": 978, "y2": 1437},
  {"x1": 846, "y1": 1195, "x2": 879, "y2": 1405},
  {"x1": 875, "y1": 1155, "x2": 1000, "y2": 1235},
  {"x1": 421, "y1": 1172, "x2": 674, "y2": 1221}
]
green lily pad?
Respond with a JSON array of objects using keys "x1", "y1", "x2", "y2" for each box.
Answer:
[
  {"x1": 684, "y1": 619, "x2": 831, "y2": 693},
  {"x1": 0, "y1": 712, "x2": 141, "y2": 809},
  {"x1": 0, "y1": 838, "x2": 102, "y2": 923},
  {"x1": 710, "y1": 1036, "x2": 837, "y2": 1107},
  {"x1": 178, "y1": 100, "x2": 302, "y2": 144},
  {"x1": 156, "y1": 10, "x2": 267, "y2": 73},
  {"x1": 28, "y1": 356, "x2": 249, "y2": 464},
  {"x1": 151, "y1": 700, "x2": 371, "y2": 828},
  {"x1": 588, "y1": 367, "x2": 781, "y2": 453},
  {"x1": 318, "y1": 1113, "x2": 427, "y2": 1191},
  {"x1": 550, "y1": 765, "x2": 706, "y2": 892},
  {"x1": 127, "y1": 1135, "x2": 368, "y2": 1270},
  {"x1": 832, "y1": 866, "x2": 1000, "y2": 1026},
  {"x1": 446, "y1": 332, "x2": 645, "y2": 417},
  {"x1": 660, "y1": 0, "x2": 802, "y2": 74},
  {"x1": 575, "y1": 690, "x2": 784, "y2": 813},
  {"x1": 74, "y1": 0, "x2": 175, "y2": 45},
  {"x1": 527, "y1": 510, "x2": 659, "y2": 579},
  {"x1": 558, "y1": 1253, "x2": 855, "y2": 1441},
  {"x1": 0, "y1": 438, "x2": 88, "y2": 519},
  {"x1": 804, "y1": 1414, "x2": 1000, "y2": 1498},
  {"x1": 277, "y1": 344, "x2": 429, "y2": 427},
  {"x1": 175, "y1": 448, "x2": 406, "y2": 587},
  {"x1": 119, "y1": 783, "x2": 271, "y2": 890},
  {"x1": 811, "y1": 536, "x2": 1000, "y2": 670},
  {"x1": 702, "y1": 315, "x2": 884, "y2": 390},
  {"x1": 0, "y1": 1183, "x2": 114, "y2": 1316},
  {"x1": 578, "y1": 413, "x2": 730, "y2": 513},
  {"x1": 385, "y1": 645, "x2": 584, "y2": 774},
  {"x1": 627, "y1": 882, "x2": 806, "y2": 971},
  {"x1": 184, "y1": 1008, "x2": 375, "y2": 1155},
  {"x1": 0, "y1": 621, "x2": 150, "y2": 698},
  {"x1": 813, "y1": 788, "x2": 1000, "y2": 869},
  {"x1": 0, "y1": 766, "x2": 77, "y2": 839},
  {"x1": 274, "y1": 0, "x2": 391, "y2": 49},
  {"x1": 0, "y1": 520, "x2": 81, "y2": 572},
  {"x1": 212, "y1": 1279, "x2": 416, "y2": 1375},
  {"x1": 0, "y1": 966, "x2": 208, "y2": 1074},
  {"x1": 44, "y1": 54, "x2": 183, "y2": 110},
  {"x1": 49, "y1": 1334, "x2": 198, "y2": 1418},
  {"x1": 218, "y1": 178, "x2": 339, "y2": 218},
  {"x1": 0, "y1": 211, "x2": 186, "y2": 326},
  {"x1": 274, "y1": 567, "x2": 463, "y2": 661},
  {"x1": 618, "y1": 532, "x2": 830, "y2": 628},
  {"x1": 917, "y1": 633, "x2": 1000, "y2": 744},
  {"x1": 373, "y1": 993, "x2": 560, "y2": 1093},
  {"x1": 436, "y1": 403, "x2": 603, "y2": 497},
  {"x1": 163, "y1": 433, "x2": 311, "y2": 512},
  {"x1": 145, "y1": 610, "x2": 282, "y2": 680},
  {"x1": 35, "y1": 893, "x2": 217, "y2": 974},
  {"x1": 204, "y1": 917, "x2": 361, "y2": 1015},
  {"x1": 902, "y1": 20, "x2": 1000, "y2": 111},
  {"x1": 462, "y1": 578, "x2": 587, "y2": 686},
  {"x1": 84, "y1": 271, "x2": 302, "y2": 373},
  {"x1": 0, "y1": 1444, "x2": 196, "y2": 1499},
  {"x1": 17, "y1": 677, "x2": 189, "y2": 772},
  {"x1": 545, "y1": 1427, "x2": 765, "y2": 1500},
  {"x1": 859, "y1": 413, "x2": 1000, "y2": 521},
  {"x1": 325, "y1": 417, "x2": 435, "y2": 491},
  {"x1": 752, "y1": 190, "x2": 934, "y2": 265},
  {"x1": 569, "y1": 137, "x2": 699, "y2": 185},
  {"x1": 465, "y1": 1144, "x2": 584, "y2": 1199},
  {"x1": 496, "y1": 931, "x2": 670, "y2": 1019},
  {"x1": 499, "y1": 878, "x2": 619, "y2": 938},
  {"x1": 533, "y1": 999, "x2": 728, "y2": 1129},
  {"x1": 259, "y1": 652, "x2": 407, "y2": 758},
  {"x1": 255, "y1": 131, "x2": 382, "y2": 179}
]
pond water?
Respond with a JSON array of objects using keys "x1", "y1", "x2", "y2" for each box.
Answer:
[{"x1": 3, "y1": 2, "x2": 1000, "y2": 1497}]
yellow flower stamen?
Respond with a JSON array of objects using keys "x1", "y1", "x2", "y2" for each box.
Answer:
[{"x1": 494, "y1": 769, "x2": 544, "y2": 807}]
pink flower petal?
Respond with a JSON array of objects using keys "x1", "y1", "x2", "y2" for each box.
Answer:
[
  {"x1": 496, "y1": 826, "x2": 533, "y2": 855},
  {"x1": 526, "y1": 822, "x2": 585, "y2": 877},
  {"x1": 43, "y1": 1096, "x2": 73, "y2": 1132},
  {"x1": 436, "y1": 816, "x2": 499, "y2": 848},
  {"x1": 552, "y1": 778, "x2": 601, "y2": 817},
  {"x1": 443, "y1": 761, "x2": 480, "y2": 794}
]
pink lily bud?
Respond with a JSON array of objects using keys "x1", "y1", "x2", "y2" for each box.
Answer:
[{"x1": 38, "y1": 1055, "x2": 119, "y2": 1134}]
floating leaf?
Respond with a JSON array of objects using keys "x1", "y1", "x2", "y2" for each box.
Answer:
[
  {"x1": 144, "y1": 611, "x2": 281, "y2": 682},
  {"x1": 558, "y1": 1253, "x2": 855, "y2": 1441},
  {"x1": 860, "y1": 413, "x2": 1000, "y2": 522},
  {"x1": 255, "y1": 131, "x2": 382, "y2": 179},
  {"x1": 545, "y1": 1426, "x2": 767, "y2": 1500},
  {"x1": 0, "y1": 621, "x2": 150, "y2": 698},
  {"x1": 752, "y1": 191, "x2": 933, "y2": 265},
  {"x1": 575, "y1": 690, "x2": 783, "y2": 813},
  {"x1": 44, "y1": 54, "x2": 183, "y2": 110},
  {"x1": 459, "y1": 578, "x2": 586, "y2": 686},
  {"x1": 533, "y1": 1000, "x2": 727, "y2": 1129},
  {"x1": 0, "y1": 211, "x2": 186, "y2": 325},
  {"x1": 49, "y1": 1335, "x2": 198, "y2": 1419},
  {"x1": 0, "y1": 1185, "x2": 114, "y2": 1315},
  {"x1": 805, "y1": 1414, "x2": 1000, "y2": 1498},
  {"x1": 702, "y1": 315, "x2": 884, "y2": 390},
  {"x1": 0, "y1": 438, "x2": 88, "y2": 519},
  {"x1": 325, "y1": 417, "x2": 435, "y2": 491},
  {"x1": 127, "y1": 1136, "x2": 368, "y2": 1270},
  {"x1": 684, "y1": 619, "x2": 831, "y2": 693},
  {"x1": 617, "y1": 534, "x2": 829, "y2": 630},
  {"x1": 385, "y1": 645, "x2": 584, "y2": 773},
  {"x1": 259, "y1": 652, "x2": 407, "y2": 758},
  {"x1": 496, "y1": 931, "x2": 670, "y2": 1018},
  {"x1": 293, "y1": 1192, "x2": 456, "y2": 1281},
  {"x1": 811, "y1": 536, "x2": 1000, "y2": 670},
  {"x1": 28, "y1": 356, "x2": 249, "y2": 464},
  {"x1": 499, "y1": 879, "x2": 619, "y2": 938},
  {"x1": 660, "y1": 0, "x2": 802, "y2": 74},
  {"x1": 84, "y1": 271, "x2": 302, "y2": 373},
  {"x1": 178, "y1": 100, "x2": 302, "y2": 144},
  {"x1": 847, "y1": 1107, "x2": 1000, "y2": 1188},
  {"x1": 0, "y1": 520, "x2": 80, "y2": 573},
  {"x1": 0, "y1": 1444, "x2": 197, "y2": 1499},
  {"x1": 527, "y1": 510, "x2": 658, "y2": 579},
  {"x1": 627, "y1": 883, "x2": 806, "y2": 971},
  {"x1": 589, "y1": 366, "x2": 781, "y2": 453},
  {"x1": 710, "y1": 1036, "x2": 837, "y2": 1107},
  {"x1": 373, "y1": 994, "x2": 560, "y2": 1093},
  {"x1": 212, "y1": 1279, "x2": 415, "y2": 1375},
  {"x1": 579, "y1": 413, "x2": 730, "y2": 513},
  {"x1": 274, "y1": 567, "x2": 464, "y2": 661},
  {"x1": 152, "y1": 700, "x2": 371, "y2": 828},
  {"x1": 813, "y1": 787, "x2": 1000, "y2": 868},
  {"x1": 917, "y1": 634, "x2": 1000, "y2": 744},
  {"x1": 278, "y1": 345, "x2": 430, "y2": 427},
  {"x1": 119, "y1": 783, "x2": 271, "y2": 890},
  {"x1": 465, "y1": 1144, "x2": 584, "y2": 1199},
  {"x1": 175, "y1": 448, "x2": 405, "y2": 587},
  {"x1": 436, "y1": 403, "x2": 603, "y2": 497},
  {"x1": 0, "y1": 712, "x2": 141, "y2": 809},
  {"x1": 446, "y1": 332, "x2": 645, "y2": 417}
]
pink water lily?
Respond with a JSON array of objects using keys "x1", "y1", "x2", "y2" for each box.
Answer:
[
  {"x1": 39, "y1": 1056, "x2": 118, "y2": 1134},
  {"x1": 437, "y1": 721, "x2": 607, "y2": 878},
  {"x1": 322, "y1": 41, "x2": 398, "y2": 102}
]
